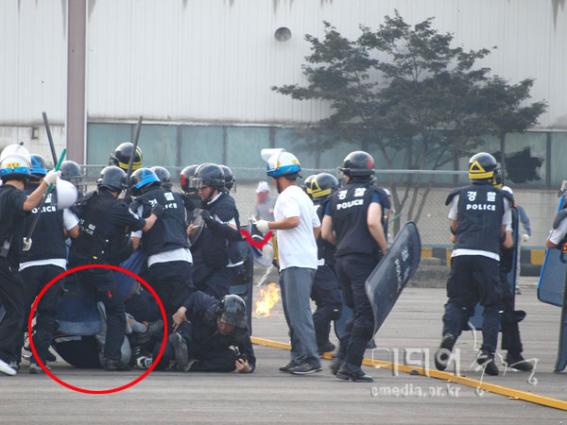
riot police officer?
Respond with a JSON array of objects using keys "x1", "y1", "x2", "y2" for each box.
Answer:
[
  {"x1": 169, "y1": 292, "x2": 256, "y2": 373},
  {"x1": 321, "y1": 151, "x2": 388, "y2": 382},
  {"x1": 220, "y1": 164, "x2": 235, "y2": 192},
  {"x1": 69, "y1": 166, "x2": 158, "y2": 371},
  {"x1": 150, "y1": 166, "x2": 172, "y2": 190},
  {"x1": 129, "y1": 168, "x2": 194, "y2": 333},
  {"x1": 19, "y1": 155, "x2": 80, "y2": 373},
  {"x1": 60, "y1": 160, "x2": 86, "y2": 197},
  {"x1": 180, "y1": 164, "x2": 200, "y2": 217},
  {"x1": 305, "y1": 173, "x2": 342, "y2": 354},
  {"x1": 109, "y1": 142, "x2": 143, "y2": 172},
  {"x1": 435, "y1": 152, "x2": 512, "y2": 376},
  {"x1": 0, "y1": 144, "x2": 59, "y2": 376},
  {"x1": 188, "y1": 163, "x2": 243, "y2": 299}
]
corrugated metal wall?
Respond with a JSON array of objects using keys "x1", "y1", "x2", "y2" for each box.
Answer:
[
  {"x1": 0, "y1": 0, "x2": 565, "y2": 129},
  {"x1": 0, "y1": 0, "x2": 67, "y2": 125},
  {"x1": 85, "y1": 0, "x2": 567, "y2": 129}
]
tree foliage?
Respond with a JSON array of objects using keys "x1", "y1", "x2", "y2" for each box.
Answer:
[{"x1": 273, "y1": 11, "x2": 546, "y2": 230}]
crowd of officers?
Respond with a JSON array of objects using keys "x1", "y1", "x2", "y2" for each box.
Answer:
[{"x1": 0, "y1": 141, "x2": 562, "y2": 381}]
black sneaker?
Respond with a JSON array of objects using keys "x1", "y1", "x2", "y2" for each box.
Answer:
[
  {"x1": 318, "y1": 342, "x2": 336, "y2": 355},
  {"x1": 279, "y1": 362, "x2": 297, "y2": 373},
  {"x1": 103, "y1": 359, "x2": 131, "y2": 371},
  {"x1": 505, "y1": 353, "x2": 533, "y2": 372},
  {"x1": 288, "y1": 362, "x2": 322, "y2": 375},
  {"x1": 336, "y1": 368, "x2": 374, "y2": 382},
  {"x1": 477, "y1": 353, "x2": 499, "y2": 376},
  {"x1": 330, "y1": 358, "x2": 343, "y2": 375},
  {"x1": 169, "y1": 332, "x2": 189, "y2": 372},
  {"x1": 434, "y1": 333, "x2": 456, "y2": 371}
]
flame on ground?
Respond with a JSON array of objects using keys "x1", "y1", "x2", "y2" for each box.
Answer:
[{"x1": 255, "y1": 282, "x2": 281, "y2": 317}]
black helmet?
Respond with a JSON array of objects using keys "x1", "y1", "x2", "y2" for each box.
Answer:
[
  {"x1": 308, "y1": 172, "x2": 339, "y2": 201},
  {"x1": 219, "y1": 294, "x2": 246, "y2": 329},
  {"x1": 191, "y1": 163, "x2": 225, "y2": 191},
  {"x1": 340, "y1": 151, "x2": 375, "y2": 178},
  {"x1": 30, "y1": 154, "x2": 48, "y2": 180},
  {"x1": 130, "y1": 168, "x2": 160, "y2": 196},
  {"x1": 60, "y1": 160, "x2": 86, "y2": 194},
  {"x1": 151, "y1": 166, "x2": 171, "y2": 189},
  {"x1": 97, "y1": 166, "x2": 127, "y2": 192},
  {"x1": 302, "y1": 175, "x2": 317, "y2": 199},
  {"x1": 180, "y1": 164, "x2": 199, "y2": 194},
  {"x1": 468, "y1": 152, "x2": 498, "y2": 182},
  {"x1": 220, "y1": 165, "x2": 235, "y2": 191},
  {"x1": 109, "y1": 142, "x2": 143, "y2": 172},
  {"x1": 493, "y1": 165, "x2": 504, "y2": 189}
]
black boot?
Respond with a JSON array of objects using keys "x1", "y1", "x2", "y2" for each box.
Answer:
[
  {"x1": 505, "y1": 352, "x2": 533, "y2": 372},
  {"x1": 477, "y1": 353, "x2": 499, "y2": 376},
  {"x1": 434, "y1": 333, "x2": 456, "y2": 371}
]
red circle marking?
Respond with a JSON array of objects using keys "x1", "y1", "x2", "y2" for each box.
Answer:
[{"x1": 27, "y1": 263, "x2": 168, "y2": 395}]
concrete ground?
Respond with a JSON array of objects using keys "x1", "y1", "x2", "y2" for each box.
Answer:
[{"x1": 2, "y1": 281, "x2": 566, "y2": 425}]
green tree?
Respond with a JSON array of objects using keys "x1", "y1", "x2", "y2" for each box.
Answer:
[{"x1": 273, "y1": 11, "x2": 546, "y2": 233}]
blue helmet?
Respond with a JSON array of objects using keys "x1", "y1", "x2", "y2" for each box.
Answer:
[
  {"x1": 265, "y1": 151, "x2": 301, "y2": 178},
  {"x1": 130, "y1": 167, "x2": 160, "y2": 195},
  {"x1": 30, "y1": 154, "x2": 48, "y2": 178}
]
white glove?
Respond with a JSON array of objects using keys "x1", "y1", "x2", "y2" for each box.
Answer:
[
  {"x1": 43, "y1": 170, "x2": 60, "y2": 186},
  {"x1": 521, "y1": 233, "x2": 530, "y2": 242},
  {"x1": 256, "y1": 219, "x2": 271, "y2": 234}
]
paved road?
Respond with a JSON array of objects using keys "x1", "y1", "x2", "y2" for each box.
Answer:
[{"x1": 2, "y1": 286, "x2": 566, "y2": 425}]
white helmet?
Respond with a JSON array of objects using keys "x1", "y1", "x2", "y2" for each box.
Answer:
[
  {"x1": 0, "y1": 144, "x2": 31, "y2": 180},
  {"x1": 55, "y1": 179, "x2": 79, "y2": 209},
  {"x1": 262, "y1": 148, "x2": 301, "y2": 178}
]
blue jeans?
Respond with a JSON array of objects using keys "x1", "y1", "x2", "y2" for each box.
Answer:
[{"x1": 279, "y1": 267, "x2": 320, "y2": 368}]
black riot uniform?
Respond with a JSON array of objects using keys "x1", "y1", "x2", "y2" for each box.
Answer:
[
  {"x1": 69, "y1": 167, "x2": 148, "y2": 368},
  {"x1": 436, "y1": 152, "x2": 511, "y2": 376},
  {"x1": 19, "y1": 183, "x2": 78, "y2": 366},
  {"x1": 130, "y1": 173, "x2": 195, "y2": 328},
  {"x1": 168, "y1": 291, "x2": 256, "y2": 372},
  {"x1": 192, "y1": 192, "x2": 243, "y2": 300},
  {"x1": 324, "y1": 151, "x2": 386, "y2": 381},
  {"x1": 306, "y1": 174, "x2": 342, "y2": 353},
  {"x1": 0, "y1": 184, "x2": 30, "y2": 368}
]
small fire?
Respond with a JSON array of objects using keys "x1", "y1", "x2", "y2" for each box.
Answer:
[{"x1": 255, "y1": 282, "x2": 281, "y2": 317}]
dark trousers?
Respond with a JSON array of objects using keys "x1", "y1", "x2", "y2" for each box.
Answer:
[
  {"x1": 311, "y1": 264, "x2": 342, "y2": 349},
  {"x1": 71, "y1": 263, "x2": 125, "y2": 362},
  {"x1": 194, "y1": 264, "x2": 234, "y2": 300},
  {"x1": 147, "y1": 261, "x2": 195, "y2": 329},
  {"x1": 0, "y1": 260, "x2": 25, "y2": 364},
  {"x1": 443, "y1": 255, "x2": 502, "y2": 355},
  {"x1": 20, "y1": 265, "x2": 63, "y2": 362},
  {"x1": 335, "y1": 254, "x2": 378, "y2": 372},
  {"x1": 500, "y1": 269, "x2": 523, "y2": 355}
]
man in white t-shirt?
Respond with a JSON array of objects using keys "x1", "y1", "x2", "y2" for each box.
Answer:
[{"x1": 256, "y1": 150, "x2": 321, "y2": 375}]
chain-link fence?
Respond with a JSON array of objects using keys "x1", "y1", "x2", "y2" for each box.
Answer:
[{"x1": 81, "y1": 165, "x2": 556, "y2": 250}]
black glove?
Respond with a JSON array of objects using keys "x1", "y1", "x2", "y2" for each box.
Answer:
[
  {"x1": 201, "y1": 210, "x2": 242, "y2": 241},
  {"x1": 152, "y1": 204, "x2": 165, "y2": 218}
]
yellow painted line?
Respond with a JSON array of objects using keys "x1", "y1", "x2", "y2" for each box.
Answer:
[
  {"x1": 251, "y1": 336, "x2": 567, "y2": 411},
  {"x1": 530, "y1": 249, "x2": 545, "y2": 266},
  {"x1": 421, "y1": 247, "x2": 433, "y2": 259}
]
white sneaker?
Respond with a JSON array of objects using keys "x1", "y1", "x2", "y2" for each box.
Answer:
[{"x1": 0, "y1": 358, "x2": 16, "y2": 376}]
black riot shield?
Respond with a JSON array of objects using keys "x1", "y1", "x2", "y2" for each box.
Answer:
[{"x1": 365, "y1": 222, "x2": 421, "y2": 335}]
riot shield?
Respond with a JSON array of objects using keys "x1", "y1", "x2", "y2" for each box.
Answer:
[{"x1": 365, "y1": 222, "x2": 421, "y2": 335}]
